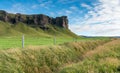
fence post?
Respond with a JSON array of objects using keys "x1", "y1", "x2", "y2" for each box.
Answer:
[
  {"x1": 75, "y1": 38, "x2": 77, "y2": 42},
  {"x1": 73, "y1": 38, "x2": 77, "y2": 42},
  {"x1": 22, "y1": 35, "x2": 24, "y2": 48},
  {"x1": 73, "y1": 38, "x2": 75, "y2": 42},
  {"x1": 54, "y1": 36, "x2": 56, "y2": 45}
]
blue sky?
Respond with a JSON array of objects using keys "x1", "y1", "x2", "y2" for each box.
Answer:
[{"x1": 0, "y1": 0, "x2": 120, "y2": 36}]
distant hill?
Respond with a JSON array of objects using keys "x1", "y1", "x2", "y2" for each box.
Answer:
[{"x1": 0, "y1": 10, "x2": 77, "y2": 38}]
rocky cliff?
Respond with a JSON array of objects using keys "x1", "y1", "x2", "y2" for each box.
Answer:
[{"x1": 0, "y1": 10, "x2": 68, "y2": 29}]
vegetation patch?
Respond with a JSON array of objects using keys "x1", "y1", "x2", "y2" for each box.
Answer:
[
  {"x1": 0, "y1": 39, "x2": 111, "y2": 73},
  {"x1": 59, "y1": 39, "x2": 120, "y2": 73}
]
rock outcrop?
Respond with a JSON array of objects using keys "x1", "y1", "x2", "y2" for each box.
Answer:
[{"x1": 0, "y1": 10, "x2": 68, "y2": 29}]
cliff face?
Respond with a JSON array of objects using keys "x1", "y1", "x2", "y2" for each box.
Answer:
[{"x1": 0, "y1": 10, "x2": 68, "y2": 29}]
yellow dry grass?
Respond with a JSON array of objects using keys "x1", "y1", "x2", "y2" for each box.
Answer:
[{"x1": 83, "y1": 39, "x2": 120, "y2": 59}]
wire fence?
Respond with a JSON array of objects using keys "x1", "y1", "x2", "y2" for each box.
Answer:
[{"x1": 0, "y1": 35, "x2": 78, "y2": 49}]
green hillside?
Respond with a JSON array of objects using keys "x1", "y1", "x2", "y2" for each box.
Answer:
[
  {"x1": 0, "y1": 21, "x2": 81, "y2": 49},
  {"x1": 0, "y1": 21, "x2": 77, "y2": 38}
]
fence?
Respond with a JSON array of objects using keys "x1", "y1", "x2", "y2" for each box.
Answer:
[{"x1": 0, "y1": 35, "x2": 78, "y2": 49}]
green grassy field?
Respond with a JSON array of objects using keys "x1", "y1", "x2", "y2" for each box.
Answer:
[
  {"x1": 1, "y1": 38, "x2": 120, "y2": 73},
  {"x1": 0, "y1": 21, "x2": 78, "y2": 49},
  {"x1": 0, "y1": 37, "x2": 73, "y2": 49},
  {"x1": 0, "y1": 36, "x2": 109, "y2": 49},
  {"x1": 1, "y1": 21, "x2": 119, "y2": 73},
  {"x1": 0, "y1": 21, "x2": 110, "y2": 49}
]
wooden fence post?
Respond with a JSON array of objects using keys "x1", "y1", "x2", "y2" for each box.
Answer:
[
  {"x1": 54, "y1": 36, "x2": 56, "y2": 45},
  {"x1": 22, "y1": 35, "x2": 24, "y2": 48}
]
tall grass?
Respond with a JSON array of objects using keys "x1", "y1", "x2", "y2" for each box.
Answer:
[
  {"x1": 59, "y1": 39, "x2": 120, "y2": 73},
  {"x1": 0, "y1": 39, "x2": 110, "y2": 73}
]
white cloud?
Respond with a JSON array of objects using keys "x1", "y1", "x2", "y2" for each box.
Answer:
[
  {"x1": 31, "y1": 1, "x2": 53, "y2": 10},
  {"x1": 7, "y1": 3, "x2": 29, "y2": 14},
  {"x1": 58, "y1": 0, "x2": 77, "y2": 4},
  {"x1": 31, "y1": 5, "x2": 38, "y2": 9},
  {"x1": 49, "y1": 12, "x2": 55, "y2": 16},
  {"x1": 56, "y1": 9, "x2": 74, "y2": 16},
  {"x1": 70, "y1": 0, "x2": 120, "y2": 36},
  {"x1": 69, "y1": 6, "x2": 82, "y2": 13},
  {"x1": 70, "y1": 23, "x2": 120, "y2": 36},
  {"x1": 70, "y1": 6, "x2": 78, "y2": 10},
  {"x1": 39, "y1": 1, "x2": 53, "y2": 9},
  {"x1": 81, "y1": 3, "x2": 92, "y2": 10},
  {"x1": 65, "y1": 10, "x2": 72, "y2": 14}
]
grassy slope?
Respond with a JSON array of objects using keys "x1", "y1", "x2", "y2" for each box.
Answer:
[
  {"x1": 59, "y1": 39, "x2": 120, "y2": 73},
  {"x1": 0, "y1": 21, "x2": 80, "y2": 49},
  {"x1": 0, "y1": 21, "x2": 77, "y2": 38},
  {"x1": 1, "y1": 21, "x2": 108, "y2": 49},
  {"x1": 0, "y1": 21, "x2": 22, "y2": 36},
  {"x1": 0, "y1": 39, "x2": 115, "y2": 73}
]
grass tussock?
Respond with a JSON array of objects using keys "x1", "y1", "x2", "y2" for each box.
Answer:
[{"x1": 0, "y1": 39, "x2": 111, "y2": 73}]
